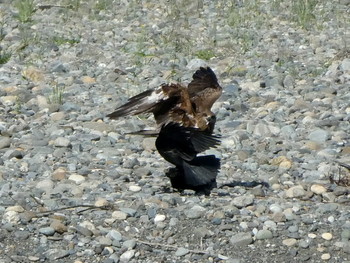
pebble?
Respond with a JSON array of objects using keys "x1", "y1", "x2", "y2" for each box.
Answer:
[
  {"x1": 81, "y1": 76, "x2": 96, "y2": 84},
  {"x1": 122, "y1": 239, "x2": 136, "y2": 249},
  {"x1": 119, "y1": 208, "x2": 137, "y2": 217},
  {"x1": 68, "y1": 174, "x2": 86, "y2": 184},
  {"x1": 310, "y1": 184, "x2": 327, "y2": 195},
  {"x1": 230, "y1": 233, "x2": 253, "y2": 247},
  {"x1": 50, "y1": 220, "x2": 68, "y2": 234},
  {"x1": 36, "y1": 179, "x2": 54, "y2": 192},
  {"x1": 97, "y1": 236, "x2": 112, "y2": 246},
  {"x1": 154, "y1": 214, "x2": 166, "y2": 223},
  {"x1": 321, "y1": 233, "x2": 333, "y2": 241},
  {"x1": 2, "y1": 211, "x2": 20, "y2": 224},
  {"x1": 269, "y1": 204, "x2": 283, "y2": 213},
  {"x1": 321, "y1": 253, "x2": 331, "y2": 260},
  {"x1": 14, "y1": 230, "x2": 30, "y2": 240},
  {"x1": 285, "y1": 185, "x2": 306, "y2": 198},
  {"x1": 6, "y1": 205, "x2": 25, "y2": 212},
  {"x1": 76, "y1": 226, "x2": 93, "y2": 237},
  {"x1": 255, "y1": 229, "x2": 273, "y2": 240},
  {"x1": 120, "y1": 250, "x2": 135, "y2": 262},
  {"x1": 28, "y1": 256, "x2": 40, "y2": 262},
  {"x1": 111, "y1": 211, "x2": 128, "y2": 220},
  {"x1": 53, "y1": 137, "x2": 71, "y2": 147},
  {"x1": 129, "y1": 185, "x2": 141, "y2": 192},
  {"x1": 231, "y1": 195, "x2": 254, "y2": 208},
  {"x1": 341, "y1": 230, "x2": 350, "y2": 241},
  {"x1": 308, "y1": 129, "x2": 329, "y2": 143},
  {"x1": 108, "y1": 230, "x2": 123, "y2": 242},
  {"x1": 184, "y1": 205, "x2": 206, "y2": 219},
  {"x1": 51, "y1": 167, "x2": 67, "y2": 181},
  {"x1": 142, "y1": 137, "x2": 156, "y2": 151},
  {"x1": 95, "y1": 198, "x2": 109, "y2": 207},
  {"x1": 270, "y1": 156, "x2": 293, "y2": 169},
  {"x1": 175, "y1": 247, "x2": 189, "y2": 257},
  {"x1": 0, "y1": 136, "x2": 11, "y2": 149},
  {"x1": 308, "y1": 233, "x2": 317, "y2": 239},
  {"x1": 282, "y1": 238, "x2": 297, "y2": 247},
  {"x1": 39, "y1": 227, "x2": 56, "y2": 236},
  {"x1": 50, "y1": 112, "x2": 65, "y2": 121}
]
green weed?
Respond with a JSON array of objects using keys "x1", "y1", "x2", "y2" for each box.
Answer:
[
  {"x1": 14, "y1": 0, "x2": 35, "y2": 23},
  {"x1": 0, "y1": 51, "x2": 11, "y2": 64},
  {"x1": 292, "y1": 0, "x2": 318, "y2": 29},
  {"x1": 52, "y1": 36, "x2": 80, "y2": 46},
  {"x1": 48, "y1": 84, "x2": 65, "y2": 105},
  {"x1": 195, "y1": 49, "x2": 216, "y2": 61}
]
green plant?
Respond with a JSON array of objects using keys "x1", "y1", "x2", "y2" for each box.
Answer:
[
  {"x1": 68, "y1": 0, "x2": 81, "y2": 11},
  {"x1": 14, "y1": 96, "x2": 22, "y2": 114},
  {"x1": 14, "y1": 0, "x2": 35, "y2": 23},
  {"x1": 0, "y1": 24, "x2": 5, "y2": 42},
  {"x1": 52, "y1": 35, "x2": 80, "y2": 46},
  {"x1": 194, "y1": 49, "x2": 216, "y2": 61},
  {"x1": 0, "y1": 50, "x2": 11, "y2": 64},
  {"x1": 94, "y1": 0, "x2": 113, "y2": 11},
  {"x1": 292, "y1": 0, "x2": 318, "y2": 29},
  {"x1": 48, "y1": 84, "x2": 65, "y2": 105}
]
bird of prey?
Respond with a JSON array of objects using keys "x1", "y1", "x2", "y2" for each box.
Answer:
[
  {"x1": 107, "y1": 67, "x2": 222, "y2": 133},
  {"x1": 107, "y1": 67, "x2": 222, "y2": 194}
]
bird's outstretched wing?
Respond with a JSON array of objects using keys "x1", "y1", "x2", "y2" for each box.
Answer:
[
  {"x1": 188, "y1": 67, "x2": 220, "y2": 95},
  {"x1": 187, "y1": 67, "x2": 222, "y2": 114},
  {"x1": 106, "y1": 84, "x2": 183, "y2": 120}
]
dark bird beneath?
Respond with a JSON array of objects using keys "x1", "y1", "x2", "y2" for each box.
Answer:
[
  {"x1": 155, "y1": 122, "x2": 221, "y2": 194},
  {"x1": 107, "y1": 67, "x2": 222, "y2": 194}
]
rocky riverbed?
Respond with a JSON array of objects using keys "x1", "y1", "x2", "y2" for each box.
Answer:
[{"x1": 0, "y1": 0, "x2": 349, "y2": 262}]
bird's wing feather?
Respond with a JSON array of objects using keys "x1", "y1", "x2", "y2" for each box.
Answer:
[
  {"x1": 187, "y1": 67, "x2": 220, "y2": 96},
  {"x1": 155, "y1": 122, "x2": 220, "y2": 164}
]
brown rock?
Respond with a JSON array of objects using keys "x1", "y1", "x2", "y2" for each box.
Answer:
[
  {"x1": 81, "y1": 76, "x2": 96, "y2": 84},
  {"x1": 50, "y1": 220, "x2": 68, "y2": 234},
  {"x1": 52, "y1": 167, "x2": 67, "y2": 181},
  {"x1": 22, "y1": 66, "x2": 44, "y2": 83}
]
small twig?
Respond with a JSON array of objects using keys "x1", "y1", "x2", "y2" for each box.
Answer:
[
  {"x1": 136, "y1": 239, "x2": 210, "y2": 255},
  {"x1": 37, "y1": 5, "x2": 71, "y2": 10},
  {"x1": 338, "y1": 162, "x2": 350, "y2": 170},
  {"x1": 30, "y1": 194, "x2": 45, "y2": 206},
  {"x1": 34, "y1": 204, "x2": 113, "y2": 217}
]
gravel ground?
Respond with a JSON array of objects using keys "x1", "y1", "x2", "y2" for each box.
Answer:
[{"x1": 0, "y1": 0, "x2": 350, "y2": 262}]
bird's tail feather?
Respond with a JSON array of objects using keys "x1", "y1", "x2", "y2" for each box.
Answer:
[{"x1": 182, "y1": 155, "x2": 220, "y2": 186}]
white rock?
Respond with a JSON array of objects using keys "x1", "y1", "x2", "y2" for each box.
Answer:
[
  {"x1": 112, "y1": 211, "x2": 128, "y2": 220},
  {"x1": 308, "y1": 233, "x2": 317, "y2": 239},
  {"x1": 36, "y1": 179, "x2": 54, "y2": 191},
  {"x1": 2, "y1": 211, "x2": 20, "y2": 224},
  {"x1": 6, "y1": 205, "x2": 25, "y2": 212},
  {"x1": 269, "y1": 204, "x2": 283, "y2": 213},
  {"x1": 321, "y1": 233, "x2": 333, "y2": 240},
  {"x1": 68, "y1": 174, "x2": 85, "y2": 184},
  {"x1": 54, "y1": 137, "x2": 71, "y2": 147},
  {"x1": 285, "y1": 185, "x2": 306, "y2": 198},
  {"x1": 129, "y1": 185, "x2": 141, "y2": 192},
  {"x1": 120, "y1": 250, "x2": 135, "y2": 261},
  {"x1": 321, "y1": 253, "x2": 331, "y2": 260},
  {"x1": 310, "y1": 184, "x2": 327, "y2": 195},
  {"x1": 154, "y1": 214, "x2": 166, "y2": 224},
  {"x1": 282, "y1": 238, "x2": 297, "y2": 247}
]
